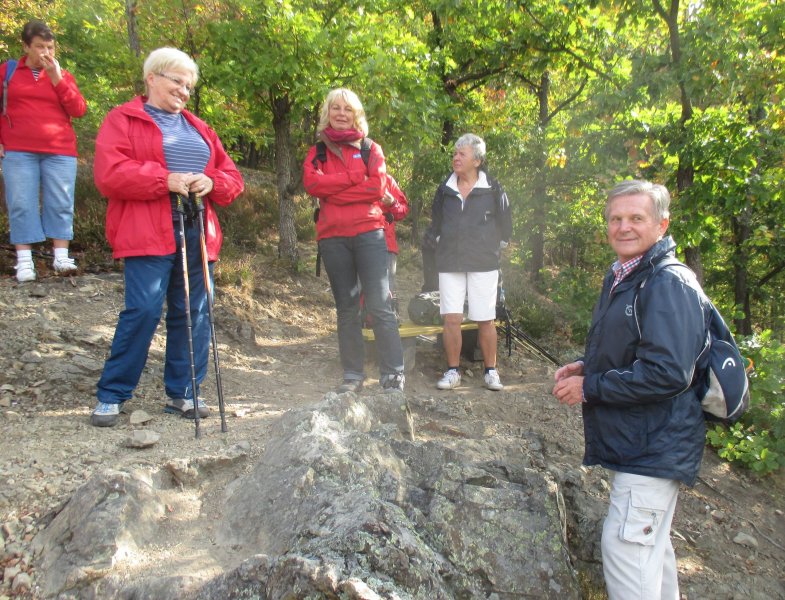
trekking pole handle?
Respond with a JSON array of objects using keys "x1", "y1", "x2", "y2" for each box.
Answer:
[
  {"x1": 189, "y1": 191, "x2": 205, "y2": 213},
  {"x1": 172, "y1": 192, "x2": 189, "y2": 214}
]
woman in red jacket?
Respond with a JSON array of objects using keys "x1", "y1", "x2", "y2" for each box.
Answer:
[
  {"x1": 90, "y1": 47, "x2": 244, "y2": 427},
  {"x1": 0, "y1": 20, "x2": 86, "y2": 282},
  {"x1": 303, "y1": 88, "x2": 404, "y2": 394}
]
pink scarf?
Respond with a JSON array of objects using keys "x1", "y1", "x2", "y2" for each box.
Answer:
[{"x1": 322, "y1": 126, "x2": 364, "y2": 145}]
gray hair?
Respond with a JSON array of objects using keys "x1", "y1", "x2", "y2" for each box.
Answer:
[
  {"x1": 317, "y1": 88, "x2": 369, "y2": 137},
  {"x1": 605, "y1": 179, "x2": 671, "y2": 221},
  {"x1": 455, "y1": 133, "x2": 486, "y2": 168},
  {"x1": 143, "y1": 47, "x2": 199, "y2": 85}
]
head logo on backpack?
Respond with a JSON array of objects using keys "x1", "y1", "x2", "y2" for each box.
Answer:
[
  {"x1": 639, "y1": 259, "x2": 750, "y2": 425},
  {"x1": 695, "y1": 305, "x2": 751, "y2": 424}
]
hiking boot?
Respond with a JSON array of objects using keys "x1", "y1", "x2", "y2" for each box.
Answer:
[
  {"x1": 91, "y1": 401, "x2": 122, "y2": 427},
  {"x1": 336, "y1": 379, "x2": 363, "y2": 394},
  {"x1": 381, "y1": 372, "x2": 405, "y2": 393},
  {"x1": 164, "y1": 398, "x2": 210, "y2": 419},
  {"x1": 14, "y1": 260, "x2": 36, "y2": 283},
  {"x1": 484, "y1": 369, "x2": 504, "y2": 391},
  {"x1": 437, "y1": 369, "x2": 461, "y2": 390},
  {"x1": 53, "y1": 256, "x2": 77, "y2": 274}
]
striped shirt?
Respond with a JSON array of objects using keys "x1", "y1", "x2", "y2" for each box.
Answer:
[
  {"x1": 144, "y1": 103, "x2": 210, "y2": 218},
  {"x1": 610, "y1": 255, "x2": 643, "y2": 295}
]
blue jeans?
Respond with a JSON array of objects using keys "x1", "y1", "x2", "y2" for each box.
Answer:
[
  {"x1": 2, "y1": 151, "x2": 77, "y2": 244},
  {"x1": 96, "y1": 220, "x2": 213, "y2": 404},
  {"x1": 319, "y1": 229, "x2": 404, "y2": 381}
]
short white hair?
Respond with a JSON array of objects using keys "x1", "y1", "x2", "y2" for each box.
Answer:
[
  {"x1": 143, "y1": 47, "x2": 199, "y2": 83},
  {"x1": 455, "y1": 133, "x2": 486, "y2": 167}
]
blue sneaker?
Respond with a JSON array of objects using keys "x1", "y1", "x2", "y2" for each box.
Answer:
[{"x1": 91, "y1": 401, "x2": 122, "y2": 427}]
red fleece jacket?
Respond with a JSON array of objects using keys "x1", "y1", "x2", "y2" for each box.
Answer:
[
  {"x1": 93, "y1": 97, "x2": 244, "y2": 260},
  {"x1": 303, "y1": 137, "x2": 389, "y2": 240},
  {"x1": 0, "y1": 56, "x2": 86, "y2": 156}
]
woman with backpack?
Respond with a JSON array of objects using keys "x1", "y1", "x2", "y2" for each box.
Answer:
[
  {"x1": 303, "y1": 88, "x2": 405, "y2": 394},
  {"x1": 0, "y1": 20, "x2": 86, "y2": 282}
]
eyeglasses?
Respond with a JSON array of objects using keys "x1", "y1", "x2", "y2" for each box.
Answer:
[{"x1": 156, "y1": 72, "x2": 193, "y2": 95}]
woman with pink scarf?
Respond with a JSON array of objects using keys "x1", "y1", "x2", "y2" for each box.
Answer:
[{"x1": 303, "y1": 88, "x2": 404, "y2": 394}]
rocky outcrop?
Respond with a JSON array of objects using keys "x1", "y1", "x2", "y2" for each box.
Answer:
[{"x1": 32, "y1": 391, "x2": 585, "y2": 598}]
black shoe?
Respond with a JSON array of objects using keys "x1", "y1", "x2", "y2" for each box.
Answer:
[
  {"x1": 381, "y1": 373, "x2": 405, "y2": 393},
  {"x1": 336, "y1": 379, "x2": 363, "y2": 394}
]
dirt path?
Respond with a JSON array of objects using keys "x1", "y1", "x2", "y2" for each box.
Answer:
[{"x1": 0, "y1": 262, "x2": 783, "y2": 598}]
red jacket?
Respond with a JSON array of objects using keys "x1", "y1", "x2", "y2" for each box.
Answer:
[
  {"x1": 303, "y1": 137, "x2": 388, "y2": 240},
  {"x1": 383, "y1": 176, "x2": 409, "y2": 254},
  {"x1": 0, "y1": 56, "x2": 86, "y2": 156},
  {"x1": 93, "y1": 97, "x2": 244, "y2": 260}
]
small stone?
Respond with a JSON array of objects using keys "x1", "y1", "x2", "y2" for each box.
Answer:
[
  {"x1": 126, "y1": 430, "x2": 160, "y2": 448},
  {"x1": 710, "y1": 509, "x2": 726, "y2": 523},
  {"x1": 4, "y1": 565, "x2": 20, "y2": 585},
  {"x1": 11, "y1": 572, "x2": 31, "y2": 592},
  {"x1": 733, "y1": 532, "x2": 758, "y2": 548},
  {"x1": 234, "y1": 408, "x2": 250, "y2": 418},
  {"x1": 0, "y1": 398, "x2": 10, "y2": 408},
  {"x1": 20, "y1": 351, "x2": 43, "y2": 364},
  {"x1": 129, "y1": 410, "x2": 154, "y2": 425}
]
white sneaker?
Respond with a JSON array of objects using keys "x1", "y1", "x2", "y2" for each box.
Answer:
[
  {"x1": 437, "y1": 369, "x2": 461, "y2": 390},
  {"x1": 484, "y1": 369, "x2": 504, "y2": 391},
  {"x1": 14, "y1": 260, "x2": 36, "y2": 283},
  {"x1": 53, "y1": 256, "x2": 77, "y2": 273}
]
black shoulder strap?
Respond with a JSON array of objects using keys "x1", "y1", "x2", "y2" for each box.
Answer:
[
  {"x1": 312, "y1": 141, "x2": 327, "y2": 169},
  {"x1": 360, "y1": 137, "x2": 372, "y2": 167}
]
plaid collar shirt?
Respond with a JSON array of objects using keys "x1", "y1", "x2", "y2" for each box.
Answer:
[{"x1": 610, "y1": 255, "x2": 643, "y2": 295}]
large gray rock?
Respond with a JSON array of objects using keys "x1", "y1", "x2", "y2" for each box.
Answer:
[
  {"x1": 32, "y1": 392, "x2": 584, "y2": 598},
  {"x1": 213, "y1": 392, "x2": 581, "y2": 598}
]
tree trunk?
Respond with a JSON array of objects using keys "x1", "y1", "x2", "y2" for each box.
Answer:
[
  {"x1": 124, "y1": 0, "x2": 140, "y2": 57},
  {"x1": 271, "y1": 92, "x2": 299, "y2": 269},
  {"x1": 731, "y1": 210, "x2": 752, "y2": 335},
  {"x1": 529, "y1": 71, "x2": 551, "y2": 284}
]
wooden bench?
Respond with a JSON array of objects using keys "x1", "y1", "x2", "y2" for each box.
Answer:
[{"x1": 362, "y1": 320, "x2": 479, "y2": 372}]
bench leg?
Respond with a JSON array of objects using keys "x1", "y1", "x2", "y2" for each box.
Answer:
[{"x1": 402, "y1": 337, "x2": 417, "y2": 373}]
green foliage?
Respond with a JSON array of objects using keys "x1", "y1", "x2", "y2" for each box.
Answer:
[
  {"x1": 533, "y1": 266, "x2": 602, "y2": 346},
  {"x1": 706, "y1": 332, "x2": 785, "y2": 475}
]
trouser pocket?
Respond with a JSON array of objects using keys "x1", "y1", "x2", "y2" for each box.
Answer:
[{"x1": 621, "y1": 489, "x2": 667, "y2": 546}]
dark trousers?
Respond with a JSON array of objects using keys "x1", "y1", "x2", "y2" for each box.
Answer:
[{"x1": 319, "y1": 229, "x2": 404, "y2": 380}]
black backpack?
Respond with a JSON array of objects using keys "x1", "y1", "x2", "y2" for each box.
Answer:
[
  {"x1": 639, "y1": 260, "x2": 750, "y2": 425},
  {"x1": 311, "y1": 138, "x2": 373, "y2": 276}
]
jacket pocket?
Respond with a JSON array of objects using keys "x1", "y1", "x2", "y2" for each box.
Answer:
[{"x1": 621, "y1": 489, "x2": 667, "y2": 546}]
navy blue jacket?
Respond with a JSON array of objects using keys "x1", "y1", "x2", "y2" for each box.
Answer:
[
  {"x1": 431, "y1": 173, "x2": 512, "y2": 273},
  {"x1": 581, "y1": 237, "x2": 708, "y2": 486}
]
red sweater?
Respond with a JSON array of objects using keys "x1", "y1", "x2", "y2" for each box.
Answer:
[
  {"x1": 93, "y1": 97, "x2": 244, "y2": 260},
  {"x1": 0, "y1": 56, "x2": 86, "y2": 156},
  {"x1": 303, "y1": 137, "x2": 388, "y2": 240}
]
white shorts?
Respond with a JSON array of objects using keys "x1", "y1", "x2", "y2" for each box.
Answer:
[{"x1": 439, "y1": 271, "x2": 499, "y2": 321}]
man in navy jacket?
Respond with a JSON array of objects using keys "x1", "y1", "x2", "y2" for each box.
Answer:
[{"x1": 553, "y1": 179, "x2": 709, "y2": 600}]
